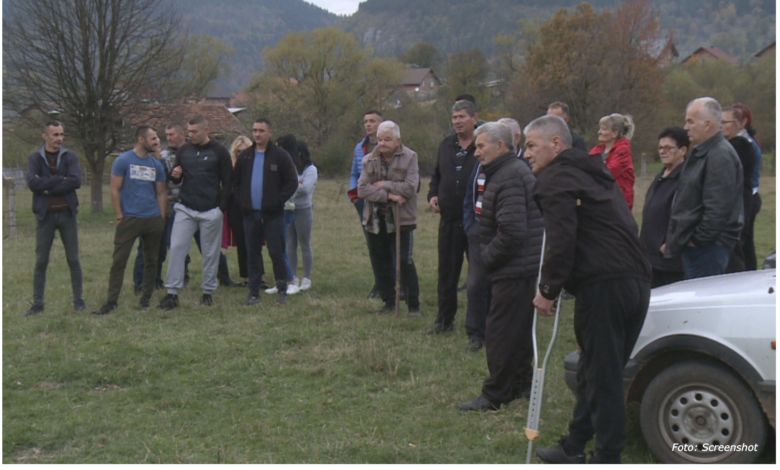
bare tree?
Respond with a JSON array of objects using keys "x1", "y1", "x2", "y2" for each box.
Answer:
[{"x1": 4, "y1": 0, "x2": 183, "y2": 212}]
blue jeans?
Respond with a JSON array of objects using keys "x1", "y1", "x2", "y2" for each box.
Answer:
[
  {"x1": 282, "y1": 210, "x2": 295, "y2": 282},
  {"x1": 681, "y1": 243, "x2": 731, "y2": 280},
  {"x1": 33, "y1": 211, "x2": 83, "y2": 305}
]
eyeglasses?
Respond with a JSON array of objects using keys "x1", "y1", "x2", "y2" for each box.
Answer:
[
  {"x1": 721, "y1": 120, "x2": 739, "y2": 124},
  {"x1": 657, "y1": 145, "x2": 679, "y2": 153}
]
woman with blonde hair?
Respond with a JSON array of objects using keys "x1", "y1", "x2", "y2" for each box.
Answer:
[
  {"x1": 224, "y1": 135, "x2": 255, "y2": 287},
  {"x1": 589, "y1": 113, "x2": 636, "y2": 209}
]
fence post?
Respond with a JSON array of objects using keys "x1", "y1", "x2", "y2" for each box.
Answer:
[{"x1": 4, "y1": 177, "x2": 17, "y2": 238}]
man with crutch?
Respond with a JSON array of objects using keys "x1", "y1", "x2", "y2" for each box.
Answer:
[
  {"x1": 456, "y1": 122, "x2": 544, "y2": 411},
  {"x1": 524, "y1": 115, "x2": 651, "y2": 464}
]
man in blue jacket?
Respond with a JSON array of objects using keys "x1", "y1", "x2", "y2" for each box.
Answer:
[{"x1": 25, "y1": 121, "x2": 85, "y2": 316}]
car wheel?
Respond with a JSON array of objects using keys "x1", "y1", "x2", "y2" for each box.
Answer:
[{"x1": 640, "y1": 361, "x2": 767, "y2": 463}]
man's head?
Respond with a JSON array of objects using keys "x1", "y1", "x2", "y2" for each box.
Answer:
[
  {"x1": 376, "y1": 120, "x2": 401, "y2": 156},
  {"x1": 523, "y1": 115, "x2": 572, "y2": 174},
  {"x1": 252, "y1": 119, "x2": 273, "y2": 150},
  {"x1": 42, "y1": 121, "x2": 64, "y2": 153},
  {"x1": 135, "y1": 126, "x2": 161, "y2": 155},
  {"x1": 187, "y1": 116, "x2": 210, "y2": 146},
  {"x1": 474, "y1": 122, "x2": 513, "y2": 166},
  {"x1": 497, "y1": 117, "x2": 522, "y2": 151},
  {"x1": 684, "y1": 97, "x2": 722, "y2": 145},
  {"x1": 363, "y1": 110, "x2": 383, "y2": 138},
  {"x1": 451, "y1": 100, "x2": 477, "y2": 137},
  {"x1": 657, "y1": 126, "x2": 689, "y2": 169},
  {"x1": 454, "y1": 94, "x2": 476, "y2": 107},
  {"x1": 165, "y1": 123, "x2": 186, "y2": 149},
  {"x1": 546, "y1": 101, "x2": 571, "y2": 124}
]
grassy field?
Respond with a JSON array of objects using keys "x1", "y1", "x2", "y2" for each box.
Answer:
[{"x1": 2, "y1": 175, "x2": 776, "y2": 463}]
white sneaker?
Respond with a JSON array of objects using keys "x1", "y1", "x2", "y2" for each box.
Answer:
[
  {"x1": 265, "y1": 286, "x2": 278, "y2": 294},
  {"x1": 300, "y1": 278, "x2": 311, "y2": 290},
  {"x1": 286, "y1": 284, "x2": 300, "y2": 295}
]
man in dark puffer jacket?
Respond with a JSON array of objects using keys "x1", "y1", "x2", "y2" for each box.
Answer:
[
  {"x1": 457, "y1": 122, "x2": 544, "y2": 411},
  {"x1": 526, "y1": 115, "x2": 651, "y2": 464}
]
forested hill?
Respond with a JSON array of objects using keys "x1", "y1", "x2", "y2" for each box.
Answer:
[
  {"x1": 173, "y1": 0, "x2": 339, "y2": 88},
  {"x1": 341, "y1": 0, "x2": 776, "y2": 62}
]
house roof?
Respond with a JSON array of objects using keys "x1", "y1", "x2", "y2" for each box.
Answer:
[
  {"x1": 401, "y1": 68, "x2": 440, "y2": 87},
  {"x1": 681, "y1": 46, "x2": 739, "y2": 66},
  {"x1": 126, "y1": 103, "x2": 245, "y2": 136},
  {"x1": 753, "y1": 41, "x2": 776, "y2": 58}
]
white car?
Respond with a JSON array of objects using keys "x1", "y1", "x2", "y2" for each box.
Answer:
[{"x1": 563, "y1": 269, "x2": 776, "y2": 463}]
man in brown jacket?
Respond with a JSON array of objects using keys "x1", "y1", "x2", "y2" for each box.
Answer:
[{"x1": 358, "y1": 120, "x2": 420, "y2": 315}]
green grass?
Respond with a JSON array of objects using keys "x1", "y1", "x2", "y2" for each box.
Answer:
[{"x1": 3, "y1": 177, "x2": 776, "y2": 463}]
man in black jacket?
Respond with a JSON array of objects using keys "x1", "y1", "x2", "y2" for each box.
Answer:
[
  {"x1": 547, "y1": 101, "x2": 588, "y2": 152},
  {"x1": 25, "y1": 121, "x2": 85, "y2": 316},
  {"x1": 457, "y1": 122, "x2": 543, "y2": 411},
  {"x1": 423, "y1": 100, "x2": 478, "y2": 343},
  {"x1": 157, "y1": 116, "x2": 233, "y2": 309},
  {"x1": 233, "y1": 118, "x2": 298, "y2": 306},
  {"x1": 525, "y1": 115, "x2": 651, "y2": 464}
]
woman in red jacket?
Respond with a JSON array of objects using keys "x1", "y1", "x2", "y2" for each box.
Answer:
[{"x1": 589, "y1": 113, "x2": 636, "y2": 209}]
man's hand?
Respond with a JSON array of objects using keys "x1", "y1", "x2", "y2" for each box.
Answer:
[
  {"x1": 171, "y1": 166, "x2": 182, "y2": 178},
  {"x1": 660, "y1": 243, "x2": 666, "y2": 254},
  {"x1": 686, "y1": 240, "x2": 696, "y2": 247},
  {"x1": 429, "y1": 196, "x2": 440, "y2": 213},
  {"x1": 388, "y1": 193, "x2": 407, "y2": 206},
  {"x1": 372, "y1": 180, "x2": 386, "y2": 189},
  {"x1": 533, "y1": 293, "x2": 557, "y2": 317}
]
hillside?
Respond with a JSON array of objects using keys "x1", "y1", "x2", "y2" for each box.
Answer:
[{"x1": 341, "y1": 0, "x2": 776, "y2": 63}]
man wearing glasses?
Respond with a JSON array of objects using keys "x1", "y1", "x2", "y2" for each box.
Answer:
[
  {"x1": 423, "y1": 100, "x2": 479, "y2": 349},
  {"x1": 639, "y1": 127, "x2": 688, "y2": 287}
]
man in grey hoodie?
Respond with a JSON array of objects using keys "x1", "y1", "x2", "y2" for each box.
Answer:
[{"x1": 25, "y1": 121, "x2": 85, "y2": 316}]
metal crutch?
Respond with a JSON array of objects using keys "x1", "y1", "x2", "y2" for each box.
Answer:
[{"x1": 525, "y1": 231, "x2": 564, "y2": 464}]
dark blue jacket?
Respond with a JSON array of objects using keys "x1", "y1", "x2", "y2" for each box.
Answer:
[{"x1": 26, "y1": 145, "x2": 81, "y2": 221}]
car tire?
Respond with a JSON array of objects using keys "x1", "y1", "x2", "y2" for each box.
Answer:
[{"x1": 640, "y1": 361, "x2": 767, "y2": 463}]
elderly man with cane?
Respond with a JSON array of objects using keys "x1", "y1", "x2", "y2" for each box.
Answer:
[
  {"x1": 357, "y1": 121, "x2": 420, "y2": 316},
  {"x1": 524, "y1": 115, "x2": 651, "y2": 464}
]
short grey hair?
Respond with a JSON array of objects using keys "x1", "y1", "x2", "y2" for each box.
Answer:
[
  {"x1": 474, "y1": 121, "x2": 514, "y2": 153},
  {"x1": 524, "y1": 115, "x2": 572, "y2": 149},
  {"x1": 452, "y1": 100, "x2": 476, "y2": 117},
  {"x1": 377, "y1": 120, "x2": 401, "y2": 140},
  {"x1": 688, "y1": 97, "x2": 722, "y2": 127},
  {"x1": 497, "y1": 117, "x2": 522, "y2": 138}
]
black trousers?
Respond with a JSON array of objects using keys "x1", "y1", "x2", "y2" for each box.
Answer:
[
  {"x1": 481, "y1": 277, "x2": 535, "y2": 404},
  {"x1": 435, "y1": 219, "x2": 468, "y2": 326},
  {"x1": 650, "y1": 268, "x2": 684, "y2": 289},
  {"x1": 244, "y1": 211, "x2": 285, "y2": 296},
  {"x1": 365, "y1": 218, "x2": 419, "y2": 309},
  {"x1": 228, "y1": 199, "x2": 249, "y2": 279},
  {"x1": 744, "y1": 192, "x2": 761, "y2": 271},
  {"x1": 465, "y1": 223, "x2": 489, "y2": 340},
  {"x1": 566, "y1": 278, "x2": 650, "y2": 462}
]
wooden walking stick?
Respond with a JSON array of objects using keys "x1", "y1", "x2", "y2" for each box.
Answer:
[{"x1": 394, "y1": 202, "x2": 401, "y2": 318}]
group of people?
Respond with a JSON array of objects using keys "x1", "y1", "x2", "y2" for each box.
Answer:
[
  {"x1": 27, "y1": 92, "x2": 763, "y2": 463},
  {"x1": 25, "y1": 116, "x2": 318, "y2": 317}
]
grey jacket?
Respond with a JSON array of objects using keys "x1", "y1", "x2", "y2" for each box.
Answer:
[
  {"x1": 26, "y1": 145, "x2": 81, "y2": 221},
  {"x1": 665, "y1": 131, "x2": 743, "y2": 257},
  {"x1": 479, "y1": 152, "x2": 544, "y2": 281},
  {"x1": 358, "y1": 144, "x2": 419, "y2": 228}
]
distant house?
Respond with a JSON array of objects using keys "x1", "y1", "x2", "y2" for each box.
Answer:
[
  {"x1": 681, "y1": 46, "x2": 739, "y2": 66},
  {"x1": 753, "y1": 41, "x2": 776, "y2": 60},
  {"x1": 200, "y1": 83, "x2": 234, "y2": 106},
  {"x1": 398, "y1": 68, "x2": 441, "y2": 97},
  {"x1": 125, "y1": 103, "x2": 246, "y2": 145}
]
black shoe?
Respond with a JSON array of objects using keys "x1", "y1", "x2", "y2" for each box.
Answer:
[
  {"x1": 139, "y1": 296, "x2": 151, "y2": 310},
  {"x1": 155, "y1": 279, "x2": 165, "y2": 290},
  {"x1": 370, "y1": 303, "x2": 394, "y2": 314},
  {"x1": 536, "y1": 437, "x2": 586, "y2": 464},
  {"x1": 91, "y1": 302, "x2": 118, "y2": 316},
  {"x1": 408, "y1": 306, "x2": 421, "y2": 317},
  {"x1": 157, "y1": 294, "x2": 179, "y2": 310},
  {"x1": 457, "y1": 395, "x2": 499, "y2": 411},
  {"x1": 466, "y1": 337, "x2": 484, "y2": 352},
  {"x1": 259, "y1": 280, "x2": 269, "y2": 290},
  {"x1": 200, "y1": 293, "x2": 213, "y2": 306},
  {"x1": 242, "y1": 295, "x2": 261, "y2": 306},
  {"x1": 73, "y1": 299, "x2": 86, "y2": 312},
  {"x1": 183, "y1": 273, "x2": 190, "y2": 288},
  {"x1": 218, "y1": 264, "x2": 241, "y2": 287},
  {"x1": 24, "y1": 303, "x2": 44, "y2": 317},
  {"x1": 133, "y1": 284, "x2": 142, "y2": 296},
  {"x1": 366, "y1": 285, "x2": 379, "y2": 299},
  {"x1": 276, "y1": 292, "x2": 287, "y2": 305},
  {"x1": 512, "y1": 384, "x2": 533, "y2": 401},
  {"x1": 422, "y1": 322, "x2": 454, "y2": 335}
]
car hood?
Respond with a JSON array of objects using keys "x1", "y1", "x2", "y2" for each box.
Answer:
[{"x1": 649, "y1": 269, "x2": 776, "y2": 311}]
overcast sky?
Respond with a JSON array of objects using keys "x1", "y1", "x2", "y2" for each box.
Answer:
[{"x1": 306, "y1": 0, "x2": 363, "y2": 16}]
